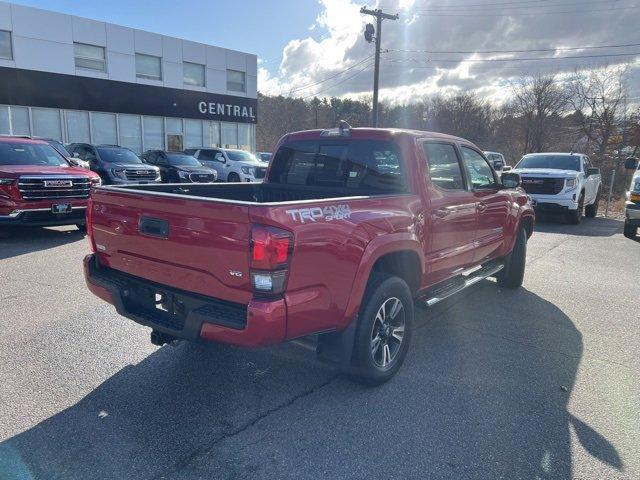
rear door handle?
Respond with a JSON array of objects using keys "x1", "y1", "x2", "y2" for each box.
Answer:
[{"x1": 477, "y1": 202, "x2": 487, "y2": 213}]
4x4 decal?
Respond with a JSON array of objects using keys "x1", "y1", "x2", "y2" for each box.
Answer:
[{"x1": 285, "y1": 204, "x2": 352, "y2": 223}]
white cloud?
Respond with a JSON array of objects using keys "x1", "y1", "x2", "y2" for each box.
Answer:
[{"x1": 259, "y1": 0, "x2": 640, "y2": 104}]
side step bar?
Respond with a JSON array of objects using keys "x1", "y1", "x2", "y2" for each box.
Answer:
[{"x1": 420, "y1": 262, "x2": 504, "y2": 307}]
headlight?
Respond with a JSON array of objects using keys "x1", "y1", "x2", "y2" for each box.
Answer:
[
  {"x1": 111, "y1": 168, "x2": 126, "y2": 179},
  {"x1": 178, "y1": 171, "x2": 189, "y2": 179},
  {"x1": 565, "y1": 178, "x2": 578, "y2": 191},
  {"x1": 633, "y1": 180, "x2": 640, "y2": 193},
  {"x1": 241, "y1": 166, "x2": 256, "y2": 176},
  {"x1": 0, "y1": 178, "x2": 14, "y2": 185}
]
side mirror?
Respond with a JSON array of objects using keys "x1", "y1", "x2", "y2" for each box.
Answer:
[
  {"x1": 624, "y1": 157, "x2": 639, "y2": 170},
  {"x1": 493, "y1": 160, "x2": 503, "y2": 169},
  {"x1": 586, "y1": 167, "x2": 600, "y2": 177},
  {"x1": 502, "y1": 166, "x2": 512, "y2": 172},
  {"x1": 501, "y1": 172, "x2": 521, "y2": 189}
]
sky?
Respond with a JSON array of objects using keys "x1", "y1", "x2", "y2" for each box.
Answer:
[{"x1": 11, "y1": 0, "x2": 640, "y2": 105}]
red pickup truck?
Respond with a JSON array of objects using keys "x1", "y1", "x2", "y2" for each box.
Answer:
[
  {"x1": 0, "y1": 137, "x2": 101, "y2": 230},
  {"x1": 84, "y1": 125, "x2": 534, "y2": 384}
]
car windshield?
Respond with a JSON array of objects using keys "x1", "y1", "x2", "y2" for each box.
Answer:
[
  {"x1": 0, "y1": 142, "x2": 69, "y2": 166},
  {"x1": 46, "y1": 140, "x2": 72, "y2": 157},
  {"x1": 516, "y1": 154, "x2": 580, "y2": 171},
  {"x1": 166, "y1": 153, "x2": 201, "y2": 166},
  {"x1": 225, "y1": 150, "x2": 257, "y2": 162},
  {"x1": 97, "y1": 147, "x2": 142, "y2": 164}
]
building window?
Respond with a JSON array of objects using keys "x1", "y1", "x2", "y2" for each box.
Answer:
[
  {"x1": 204, "y1": 121, "x2": 220, "y2": 147},
  {"x1": 65, "y1": 110, "x2": 90, "y2": 143},
  {"x1": 32, "y1": 108, "x2": 62, "y2": 141},
  {"x1": 0, "y1": 106, "x2": 9, "y2": 135},
  {"x1": 185, "y1": 119, "x2": 203, "y2": 148},
  {"x1": 91, "y1": 112, "x2": 117, "y2": 145},
  {"x1": 227, "y1": 70, "x2": 246, "y2": 92},
  {"x1": 74, "y1": 43, "x2": 106, "y2": 72},
  {"x1": 136, "y1": 53, "x2": 162, "y2": 80},
  {"x1": 118, "y1": 115, "x2": 142, "y2": 154},
  {"x1": 238, "y1": 124, "x2": 252, "y2": 151},
  {"x1": 184, "y1": 62, "x2": 205, "y2": 87},
  {"x1": 0, "y1": 30, "x2": 12, "y2": 60},
  {"x1": 221, "y1": 122, "x2": 238, "y2": 148},
  {"x1": 10, "y1": 107, "x2": 30, "y2": 135},
  {"x1": 143, "y1": 116, "x2": 164, "y2": 151}
]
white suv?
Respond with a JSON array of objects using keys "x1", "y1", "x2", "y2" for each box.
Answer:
[
  {"x1": 623, "y1": 156, "x2": 640, "y2": 239},
  {"x1": 185, "y1": 148, "x2": 266, "y2": 183},
  {"x1": 513, "y1": 153, "x2": 602, "y2": 224}
]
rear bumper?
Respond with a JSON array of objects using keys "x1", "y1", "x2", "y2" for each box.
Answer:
[
  {"x1": 0, "y1": 206, "x2": 87, "y2": 226},
  {"x1": 83, "y1": 254, "x2": 286, "y2": 347}
]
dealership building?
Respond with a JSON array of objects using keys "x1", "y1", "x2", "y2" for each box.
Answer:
[{"x1": 0, "y1": 1, "x2": 258, "y2": 153}]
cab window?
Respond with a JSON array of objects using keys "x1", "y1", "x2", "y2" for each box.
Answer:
[
  {"x1": 461, "y1": 147, "x2": 497, "y2": 190},
  {"x1": 423, "y1": 142, "x2": 465, "y2": 190}
]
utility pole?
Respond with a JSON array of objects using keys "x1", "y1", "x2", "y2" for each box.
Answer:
[{"x1": 361, "y1": 6, "x2": 398, "y2": 127}]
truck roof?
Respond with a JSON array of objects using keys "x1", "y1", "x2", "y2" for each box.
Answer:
[
  {"x1": 283, "y1": 127, "x2": 474, "y2": 145},
  {"x1": 522, "y1": 152, "x2": 584, "y2": 157},
  {"x1": 0, "y1": 135, "x2": 48, "y2": 145}
]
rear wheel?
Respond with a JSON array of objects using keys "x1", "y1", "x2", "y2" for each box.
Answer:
[
  {"x1": 76, "y1": 223, "x2": 86, "y2": 233},
  {"x1": 585, "y1": 189, "x2": 600, "y2": 218},
  {"x1": 624, "y1": 220, "x2": 637, "y2": 239},
  {"x1": 227, "y1": 172, "x2": 240, "y2": 183},
  {"x1": 566, "y1": 193, "x2": 584, "y2": 224},
  {"x1": 497, "y1": 226, "x2": 527, "y2": 289},
  {"x1": 351, "y1": 274, "x2": 413, "y2": 385}
]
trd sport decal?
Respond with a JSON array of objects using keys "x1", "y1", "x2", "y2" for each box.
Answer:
[{"x1": 285, "y1": 204, "x2": 352, "y2": 223}]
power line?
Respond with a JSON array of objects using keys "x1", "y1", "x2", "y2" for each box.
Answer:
[
  {"x1": 386, "y1": 51, "x2": 640, "y2": 65},
  {"x1": 302, "y1": 61, "x2": 375, "y2": 99},
  {"x1": 286, "y1": 54, "x2": 374, "y2": 94},
  {"x1": 411, "y1": 0, "x2": 623, "y2": 11},
  {"x1": 412, "y1": 5, "x2": 640, "y2": 16},
  {"x1": 387, "y1": 42, "x2": 640, "y2": 55}
]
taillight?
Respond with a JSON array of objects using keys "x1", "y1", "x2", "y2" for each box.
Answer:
[
  {"x1": 86, "y1": 198, "x2": 96, "y2": 253},
  {"x1": 250, "y1": 224, "x2": 293, "y2": 294}
]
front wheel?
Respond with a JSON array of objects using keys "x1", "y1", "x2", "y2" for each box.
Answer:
[
  {"x1": 566, "y1": 193, "x2": 584, "y2": 224},
  {"x1": 351, "y1": 275, "x2": 413, "y2": 385},
  {"x1": 585, "y1": 189, "x2": 600, "y2": 218},
  {"x1": 497, "y1": 226, "x2": 527, "y2": 289},
  {"x1": 624, "y1": 220, "x2": 637, "y2": 239},
  {"x1": 227, "y1": 172, "x2": 241, "y2": 183}
]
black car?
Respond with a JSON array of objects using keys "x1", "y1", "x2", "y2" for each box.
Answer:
[
  {"x1": 68, "y1": 143, "x2": 160, "y2": 185},
  {"x1": 142, "y1": 150, "x2": 218, "y2": 183}
]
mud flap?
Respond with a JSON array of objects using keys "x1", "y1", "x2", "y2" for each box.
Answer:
[{"x1": 316, "y1": 318, "x2": 358, "y2": 370}]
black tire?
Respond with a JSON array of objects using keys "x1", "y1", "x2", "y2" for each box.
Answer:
[
  {"x1": 566, "y1": 193, "x2": 584, "y2": 224},
  {"x1": 350, "y1": 274, "x2": 413, "y2": 385},
  {"x1": 497, "y1": 226, "x2": 527, "y2": 289},
  {"x1": 76, "y1": 223, "x2": 87, "y2": 233},
  {"x1": 585, "y1": 189, "x2": 600, "y2": 218},
  {"x1": 227, "y1": 172, "x2": 241, "y2": 183},
  {"x1": 624, "y1": 220, "x2": 637, "y2": 239}
]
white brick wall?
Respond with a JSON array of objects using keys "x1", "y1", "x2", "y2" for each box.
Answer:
[{"x1": 0, "y1": 0, "x2": 257, "y2": 98}]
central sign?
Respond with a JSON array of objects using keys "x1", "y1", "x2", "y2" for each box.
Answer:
[{"x1": 198, "y1": 101, "x2": 256, "y2": 121}]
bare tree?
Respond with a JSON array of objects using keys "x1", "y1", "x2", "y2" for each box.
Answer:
[
  {"x1": 569, "y1": 65, "x2": 630, "y2": 160},
  {"x1": 511, "y1": 74, "x2": 569, "y2": 154}
]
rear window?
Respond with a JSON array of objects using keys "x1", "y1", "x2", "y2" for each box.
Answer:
[{"x1": 268, "y1": 140, "x2": 407, "y2": 193}]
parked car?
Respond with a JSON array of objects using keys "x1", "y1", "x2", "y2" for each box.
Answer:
[
  {"x1": 484, "y1": 151, "x2": 508, "y2": 174},
  {"x1": 184, "y1": 147, "x2": 267, "y2": 182},
  {"x1": 68, "y1": 143, "x2": 160, "y2": 185},
  {"x1": 141, "y1": 150, "x2": 218, "y2": 183},
  {"x1": 84, "y1": 124, "x2": 534, "y2": 385},
  {"x1": 623, "y1": 156, "x2": 640, "y2": 239},
  {"x1": 513, "y1": 152, "x2": 601, "y2": 224},
  {"x1": 0, "y1": 136, "x2": 100, "y2": 230},
  {"x1": 256, "y1": 152, "x2": 272, "y2": 163}
]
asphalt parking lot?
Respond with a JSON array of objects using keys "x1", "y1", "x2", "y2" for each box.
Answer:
[{"x1": 0, "y1": 217, "x2": 638, "y2": 480}]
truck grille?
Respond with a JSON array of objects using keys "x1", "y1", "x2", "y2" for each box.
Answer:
[
  {"x1": 188, "y1": 173, "x2": 216, "y2": 183},
  {"x1": 18, "y1": 176, "x2": 91, "y2": 200},
  {"x1": 255, "y1": 167, "x2": 267, "y2": 179},
  {"x1": 124, "y1": 169, "x2": 158, "y2": 181},
  {"x1": 520, "y1": 177, "x2": 564, "y2": 195}
]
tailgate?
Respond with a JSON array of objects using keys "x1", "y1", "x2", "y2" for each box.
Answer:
[{"x1": 91, "y1": 188, "x2": 253, "y2": 304}]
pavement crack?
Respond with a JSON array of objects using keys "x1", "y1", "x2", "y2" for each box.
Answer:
[{"x1": 151, "y1": 374, "x2": 339, "y2": 479}]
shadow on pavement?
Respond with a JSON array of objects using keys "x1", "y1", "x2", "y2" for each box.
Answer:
[
  {"x1": 534, "y1": 215, "x2": 623, "y2": 237},
  {"x1": 0, "y1": 285, "x2": 624, "y2": 479},
  {"x1": 0, "y1": 226, "x2": 85, "y2": 260}
]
